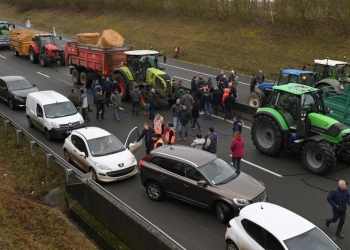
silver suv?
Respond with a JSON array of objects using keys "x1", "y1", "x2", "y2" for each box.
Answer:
[{"x1": 139, "y1": 145, "x2": 267, "y2": 223}]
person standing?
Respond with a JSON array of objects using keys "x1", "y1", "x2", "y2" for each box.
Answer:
[
  {"x1": 153, "y1": 114, "x2": 164, "y2": 136},
  {"x1": 79, "y1": 89, "x2": 89, "y2": 122},
  {"x1": 257, "y1": 70, "x2": 265, "y2": 85},
  {"x1": 174, "y1": 45, "x2": 179, "y2": 58},
  {"x1": 176, "y1": 86, "x2": 186, "y2": 100},
  {"x1": 233, "y1": 72, "x2": 239, "y2": 85},
  {"x1": 68, "y1": 88, "x2": 80, "y2": 109},
  {"x1": 191, "y1": 99, "x2": 202, "y2": 130},
  {"x1": 212, "y1": 87, "x2": 223, "y2": 115},
  {"x1": 131, "y1": 84, "x2": 141, "y2": 117},
  {"x1": 203, "y1": 127, "x2": 218, "y2": 154},
  {"x1": 326, "y1": 180, "x2": 350, "y2": 238},
  {"x1": 224, "y1": 92, "x2": 235, "y2": 121},
  {"x1": 216, "y1": 70, "x2": 224, "y2": 87},
  {"x1": 80, "y1": 83, "x2": 93, "y2": 112},
  {"x1": 149, "y1": 88, "x2": 158, "y2": 120},
  {"x1": 191, "y1": 134, "x2": 205, "y2": 149},
  {"x1": 178, "y1": 105, "x2": 192, "y2": 141},
  {"x1": 92, "y1": 80, "x2": 101, "y2": 105},
  {"x1": 181, "y1": 90, "x2": 194, "y2": 111},
  {"x1": 112, "y1": 80, "x2": 121, "y2": 93},
  {"x1": 250, "y1": 74, "x2": 257, "y2": 93},
  {"x1": 152, "y1": 133, "x2": 164, "y2": 150},
  {"x1": 136, "y1": 123, "x2": 155, "y2": 155},
  {"x1": 95, "y1": 88, "x2": 105, "y2": 120},
  {"x1": 110, "y1": 88, "x2": 121, "y2": 122},
  {"x1": 171, "y1": 99, "x2": 182, "y2": 132},
  {"x1": 230, "y1": 131, "x2": 245, "y2": 171},
  {"x1": 105, "y1": 77, "x2": 113, "y2": 107},
  {"x1": 228, "y1": 70, "x2": 235, "y2": 83},
  {"x1": 164, "y1": 122, "x2": 176, "y2": 145},
  {"x1": 197, "y1": 74, "x2": 206, "y2": 89},
  {"x1": 203, "y1": 88, "x2": 213, "y2": 120},
  {"x1": 191, "y1": 76, "x2": 198, "y2": 98},
  {"x1": 232, "y1": 116, "x2": 244, "y2": 135}
]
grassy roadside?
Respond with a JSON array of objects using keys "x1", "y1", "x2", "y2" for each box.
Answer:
[
  {"x1": 0, "y1": 121, "x2": 98, "y2": 250},
  {"x1": 0, "y1": 3, "x2": 349, "y2": 78}
]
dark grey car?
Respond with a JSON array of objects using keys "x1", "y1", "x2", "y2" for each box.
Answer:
[{"x1": 139, "y1": 145, "x2": 267, "y2": 223}]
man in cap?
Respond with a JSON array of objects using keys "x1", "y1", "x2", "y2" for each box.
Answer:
[{"x1": 171, "y1": 99, "x2": 183, "y2": 132}]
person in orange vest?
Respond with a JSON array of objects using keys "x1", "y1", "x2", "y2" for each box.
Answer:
[
  {"x1": 152, "y1": 133, "x2": 164, "y2": 150},
  {"x1": 153, "y1": 113, "x2": 164, "y2": 136},
  {"x1": 174, "y1": 45, "x2": 179, "y2": 58},
  {"x1": 164, "y1": 122, "x2": 176, "y2": 145}
]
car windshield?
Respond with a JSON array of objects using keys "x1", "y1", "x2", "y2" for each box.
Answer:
[
  {"x1": 44, "y1": 101, "x2": 77, "y2": 118},
  {"x1": 284, "y1": 227, "x2": 339, "y2": 250},
  {"x1": 199, "y1": 158, "x2": 237, "y2": 185},
  {"x1": 7, "y1": 79, "x2": 33, "y2": 91},
  {"x1": 87, "y1": 135, "x2": 125, "y2": 157}
]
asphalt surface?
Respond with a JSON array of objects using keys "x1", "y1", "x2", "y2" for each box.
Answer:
[{"x1": 0, "y1": 25, "x2": 349, "y2": 250}]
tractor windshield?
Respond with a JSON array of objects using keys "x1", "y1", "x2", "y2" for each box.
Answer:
[
  {"x1": 299, "y1": 73, "x2": 315, "y2": 87},
  {"x1": 40, "y1": 36, "x2": 54, "y2": 44},
  {"x1": 140, "y1": 55, "x2": 157, "y2": 69},
  {"x1": 301, "y1": 92, "x2": 324, "y2": 115},
  {"x1": 0, "y1": 21, "x2": 9, "y2": 30},
  {"x1": 335, "y1": 64, "x2": 348, "y2": 80}
]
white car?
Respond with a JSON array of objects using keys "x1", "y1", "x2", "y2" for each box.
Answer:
[
  {"x1": 63, "y1": 126, "x2": 142, "y2": 182},
  {"x1": 225, "y1": 202, "x2": 340, "y2": 250}
]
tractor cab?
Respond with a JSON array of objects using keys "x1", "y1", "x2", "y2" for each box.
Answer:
[
  {"x1": 312, "y1": 59, "x2": 350, "y2": 84},
  {"x1": 34, "y1": 34, "x2": 55, "y2": 53},
  {"x1": 278, "y1": 69, "x2": 315, "y2": 86}
]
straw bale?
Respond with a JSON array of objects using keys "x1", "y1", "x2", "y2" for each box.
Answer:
[
  {"x1": 97, "y1": 29, "x2": 124, "y2": 48},
  {"x1": 76, "y1": 32, "x2": 100, "y2": 45}
]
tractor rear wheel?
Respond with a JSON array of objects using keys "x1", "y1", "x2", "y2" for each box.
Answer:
[
  {"x1": 29, "y1": 47, "x2": 38, "y2": 63},
  {"x1": 59, "y1": 51, "x2": 65, "y2": 66},
  {"x1": 71, "y1": 69, "x2": 81, "y2": 85},
  {"x1": 251, "y1": 115, "x2": 284, "y2": 156},
  {"x1": 301, "y1": 140, "x2": 336, "y2": 175},
  {"x1": 140, "y1": 89, "x2": 149, "y2": 108},
  {"x1": 39, "y1": 54, "x2": 48, "y2": 67},
  {"x1": 80, "y1": 71, "x2": 89, "y2": 86},
  {"x1": 116, "y1": 73, "x2": 130, "y2": 101}
]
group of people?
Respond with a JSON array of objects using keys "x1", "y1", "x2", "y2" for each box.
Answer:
[{"x1": 249, "y1": 70, "x2": 265, "y2": 93}]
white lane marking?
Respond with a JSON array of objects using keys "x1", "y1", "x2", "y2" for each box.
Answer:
[
  {"x1": 229, "y1": 155, "x2": 283, "y2": 177},
  {"x1": 55, "y1": 78, "x2": 73, "y2": 86},
  {"x1": 211, "y1": 114, "x2": 251, "y2": 130},
  {"x1": 37, "y1": 72, "x2": 50, "y2": 78},
  {"x1": 173, "y1": 75, "x2": 190, "y2": 82},
  {"x1": 161, "y1": 63, "x2": 249, "y2": 85},
  {"x1": 0, "y1": 55, "x2": 6, "y2": 59},
  {"x1": 62, "y1": 38, "x2": 72, "y2": 42}
]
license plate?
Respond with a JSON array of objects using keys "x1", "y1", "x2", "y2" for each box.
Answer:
[{"x1": 66, "y1": 130, "x2": 72, "y2": 134}]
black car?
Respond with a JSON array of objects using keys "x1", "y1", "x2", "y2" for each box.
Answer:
[{"x1": 0, "y1": 76, "x2": 39, "y2": 109}]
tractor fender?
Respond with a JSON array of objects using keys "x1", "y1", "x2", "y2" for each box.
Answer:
[
  {"x1": 253, "y1": 109, "x2": 289, "y2": 131},
  {"x1": 299, "y1": 135, "x2": 326, "y2": 149},
  {"x1": 30, "y1": 44, "x2": 40, "y2": 54},
  {"x1": 315, "y1": 79, "x2": 339, "y2": 88},
  {"x1": 113, "y1": 67, "x2": 134, "y2": 81}
]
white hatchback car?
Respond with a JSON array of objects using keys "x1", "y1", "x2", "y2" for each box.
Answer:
[
  {"x1": 63, "y1": 126, "x2": 142, "y2": 182},
  {"x1": 225, "y1": 202, "x2": 340, "y2": 250}
]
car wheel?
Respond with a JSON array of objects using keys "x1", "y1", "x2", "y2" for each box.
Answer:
[
  {"x1": 215, "y1": 201, "x2": 232, "y2": 224},
  {"x1": 8, "y1": 99, "x2": 14, "y2": 110},
  {"x1": 226, "y1": 240, "x2": 239, "y2": 250},
  {"x1": 146, "y1": 181, "x2": 164, "y2": 201},
  {"x1": 89, "y1": 168, "x2": 98, "y2": 182},
  {"x1": 63, "y1": 149, "x2": 71, "y2": 163},
  {"x1": 27, "y1": 117, "x2": 35, "y2": 128},
  {"x1": 45, "y1": 128, "x2": 52, "y2": 141}
]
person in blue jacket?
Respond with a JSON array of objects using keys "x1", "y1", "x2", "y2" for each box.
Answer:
[{"x1": 326, "y1": 180, "x2": 350, "y2": 238}]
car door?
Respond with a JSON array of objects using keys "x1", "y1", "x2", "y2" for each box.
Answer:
[
  {"x1": 72, "y1": 136, "x2": 90, "y2": 172},
  {"x1": 238, "y1": 219, "x2": 266, "y2": 250},
  {"x1": 125, "y1": 127, "x2": 142, "y2": 155},
  {"x1": 33, "y1": 103, "x2": 45, "y2": 131}
]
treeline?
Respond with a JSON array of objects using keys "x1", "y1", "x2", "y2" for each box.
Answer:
[{"x1": 5, "y1": 0, "x2": 350, "y2": 34}]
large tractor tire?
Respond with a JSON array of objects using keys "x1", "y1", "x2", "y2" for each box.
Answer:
[
  {"x1": 115, "y1": 73, "x2": 130, "y2": 101},
  {"x1": 251, "y1": 115, "x2": 284, "y2": 156},
  {"x1": 140, "y1": 89, "x2": 149, "y2": 108},
  {"x1": 301, "y1": 140, "x2": 336, "y2": 175},
  {"x1": 71, "y1": 69, "x2": 81, "y2": 85},
  {"x1": 39, "y1": 54, "x2": 49, "y2": 67},
  {"x1": 80, "y1": 71, "x2": 89, "y2": 86},
  {"x1": 247, "y1": 90, "x2": 266, "y2": 108},
  {"x1": 29, "y1": 47, "x2": 38, "y2": 63},
  {"x1": 59, "y1": 51, "x2": 65, "y2": 66}
]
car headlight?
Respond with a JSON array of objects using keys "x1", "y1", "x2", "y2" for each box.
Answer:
[
  {"x1": 51, "y1": 122, "x2": 60, "y2": 128},
  {"x1": 15, "y1": 96, "x2": 24, "y2": 101},
  {"x1": 131, "y1": 155, "x2": 136, "y2": 163},
  {"x1": 94, "y1": 162, "x2": 112, "y2": 170},
  {"x1": 79, "y1": 117, "x2": 84, "y2": 124},
  {"x1": 233, "y1": 198, "x2": 250, "y2": 205}
]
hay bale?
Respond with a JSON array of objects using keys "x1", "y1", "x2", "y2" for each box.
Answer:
[
  {"x1": 76, "y1": 32, "x2": 100, "y2": 45},
  {"x1": 97, "y1": 29, "x2": 124, "y2": 48}
]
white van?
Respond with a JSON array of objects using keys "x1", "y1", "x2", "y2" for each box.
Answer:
[{"x1": 26, "y1": 90, "x2": 85, "y2": 140}]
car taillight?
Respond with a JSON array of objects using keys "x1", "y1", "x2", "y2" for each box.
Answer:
[
  {"x1": 227, "y1": 223, "x2": 231, "y2": 228},
  {"x1": 139, "y1": 154, "x2": 150, "y2": 170}
]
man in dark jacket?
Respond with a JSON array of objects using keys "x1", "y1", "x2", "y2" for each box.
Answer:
[
  {"x1": 68, "y1": 88, "x2": 80, "y2": 108},
  {"x1": 250, "y1": 74, "x2": 257, "y2": 93},
  {"x1": 136, "y1": 123, "x2": 155, "y2": 154},
  {"x1": 216, "y1": 70, "x2": 224, "y2": 86},
  {"x1": 95, "y1": 88, "x2": 105, "y2": 120},
  {"x1": 190, "y1": 99, "x2": 202, "y2": 130},
  {"x1": 191, "y1": 76, "x2": 198, "y2": 98},
  {"x1": 105, "y1": 77, "x2": 113, "y2": 107},
  {"x1": 326, "y1": 180, "x2": 350, "y2": 238},
  {"x1": 131, "y1": 85, "x2": 141, "y2": 117},
  {"x1": 202, "y1": 88, "x2": 213, "y2": 119},
  {"x1": 212, "y1": 87, "x2": 223, "y2": 115},
  {"x1": 178, "y1": 105, "x2": 192, "y2": 141},
  {"x1": 224, "y1": 92, "x2": 235, "y2": 120},
  {"x1": 257, "y1": 70, "x2": 265, "y2": 85},
  {"x1": 171, "y1": 99, "x2": 182, "y2": 132},
  {"x1": 148, "y1": 88, "x2": 158, "y2": 120},
  {"x1": 203, "y1": 127, "x2": 218, "y2": 154}
]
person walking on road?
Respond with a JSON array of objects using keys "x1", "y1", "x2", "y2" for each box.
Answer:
[
  {"x1": 191, "y1": 99, "x2": 202, "y2": 130},
  {"x1": 203, "y1": 88, "x2": 213, "y2": 120},
  {"x1": 164, "y1": 122, "x2": 176, "y2": 145},
  {"x1": 203, "y1": 127, "x2": 218, "y2": 154},
  {"x1": 191, "y1": 76, "x2": 198, "y2": 98},
  {"x1": 153, "y1": 114, "x2": 164, "y2": 136},
  {"x1": 136, "y1": 123, "x2": 155, "y2": 155},
  {"x1": 326, "y1": 180, "x2": 350, "y2": 238},
  {"x1": 131, "y1": 84, "x2": 141, "y2": 117},
  {"x1": 230, "y1": 131, "x2": 245, "y2": 171},
  {"x1": 110, "y1": 88, "x2": 121, "y2": 122},
  {"x1": 232, "y1": 116, "x2": 244, "y2": 135},
  {"x1": 80, "y1": 82, "x2": 93, "y2": 112},
  {"x1": 178, "y1": 105, "x2": 192, "y2": 141},
  {"x1": 149, "y1": 88, "x2": 158, "y2": 120},
  {"x1": 257, "y1": 70, "x2": 265, "y2": 85},
  {"x1": 95, "y1": 88, "x2": 105, "y2": 120},
  {"x1": 105, "y1": 77, "x2": 113, "y2": 107},
  {"x1": 171, "y1": 99, "x2": 183, "y2": 132},
  {"x1": 191, "y1": 134, "x2": 205, "y2": 149},
  {"x1": 79, "y1": 89, "x2": 89, "y2": 122}
]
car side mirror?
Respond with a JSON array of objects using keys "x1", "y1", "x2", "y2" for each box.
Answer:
[
  {"x1": 37, "y1": 112, "x2": 43, "y2": 118},
  {"x1": 78, "y1": 152, "x2": 86, "y2": 158},
  {"x1": 197, "y1": 180, "x2": 207, "y2": 187}
]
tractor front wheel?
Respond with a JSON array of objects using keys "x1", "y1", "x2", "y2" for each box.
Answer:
[
  {"x1": 115, "y1": 73, "x2": 130, "y2": 101},
  {"x1": 302, "y1": 140, "x2": 336, "y2": 175},
  {"x1": 251, "y1": 115, "x2": 284, "y2": 156},
  {"x1": 29, "y1": 47, "x2": 38, "y2": 63},
  {"x1": 39, "y1": 54, "x2": 49, "y2": 67},
  {"x1": 80, "y1": 71, "x2": 89, "y2": 86},
  {"x1": 247, "y1": 92, "x2": 263, "y2": 108}
]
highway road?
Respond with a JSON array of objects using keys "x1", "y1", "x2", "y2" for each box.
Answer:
[{"x1": 0, "y1": 25, "x2": 349, "y2": 250}]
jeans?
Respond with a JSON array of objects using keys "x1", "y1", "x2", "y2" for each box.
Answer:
[
  {"x1": 96, "y1": 102, "x2": 105, "y2": 119},
  {"x1": 204, "y1": 103, "x2": 212, "y2": 118},
  {"x1": 232, "y1": 157, "x2": 241, "y2": 171},
  {"x1": 173, "y1": 116, "x2": 180, "y2": 132},
  {"x1": 327, "y1": 210, "x2": 346, "y2": 233},
  {"x1": 132, "y1": 101, "x2": 140, "y2": 117},
  {"x1": 113, "y1": 107, "x2": 119, "y2": 119},
  {"x1": 149, "y1": 106, "x2": 155, "y2": 120},
  {"x1": 191, "y1": 118, "x2": 201, "y2": 129},
  {"x1": 179, "y1": 123, "x2": 189, "y2": 138}
]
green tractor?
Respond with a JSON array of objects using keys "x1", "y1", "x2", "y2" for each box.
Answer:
[
  {"x1": 251, "y1": 83, "x2": 350, "y2": 175},
  {"x1": 113, "y1": 50, "x2": 174, "y2": 107}
]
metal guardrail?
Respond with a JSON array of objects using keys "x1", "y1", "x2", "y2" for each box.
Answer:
[{"x1": 0, "y1": 110, "x2": 186, "y2": 250}]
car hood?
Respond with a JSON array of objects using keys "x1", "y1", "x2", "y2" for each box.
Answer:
[
  {"x1": 93, "y1": 150, "x2": 135, "y2": 170},
  {"x1": 216, "y1": 172, "x2": 265, "y2": 200},
  {"x1": 11, "y1": 87, "x2": 39, "y2": 98}
]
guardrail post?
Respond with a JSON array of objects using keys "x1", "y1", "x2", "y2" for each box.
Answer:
[
  {"x1": 46, "y1": 154, "x2": 53, "y2": 169},
  {"x1": 29, "y1": 141, "x2": 37, "y2": 156},
  {"x1": 66, "y1": 169, "x2": 74, "y2": 184},
  {"x1": 15, "y1": 129, "x2": 22, "y2": 144},
  {"x1": 3, "y1": 120, "x2": 10, "y2": 134}
]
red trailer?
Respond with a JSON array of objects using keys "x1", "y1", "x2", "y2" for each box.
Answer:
[{"x1": 65, "y1": 41, "x2": 133, "y2": 86}]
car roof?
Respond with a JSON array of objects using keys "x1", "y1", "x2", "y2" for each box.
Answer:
[
  {"x1": 314, "y1": 59, "x2": 348, "y2": 66},
  {"x1": 150, "y1": 145, "x2": 216, "y2": 167},
  {"x1": 74, "y1": 127, "x2": 112, "y2": 140},
  {"x1": 280, "y1": 69, "x2": 314, "y2": 75},
  {"x1": 273, "y1": 83, "x2": 317, "y2": 95},
  {"x1": 0, "y1": 76, "x2": 27, "y2": 82},
  {"x1": 239, "y1": 203, "x2": 315, "y2": 240},
  {"x1": 28, "y1": 90, "x2": 69, "y2": 105},
  {"x1": 124, "y1": 50, "x2": 159, "y2": 56}
]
